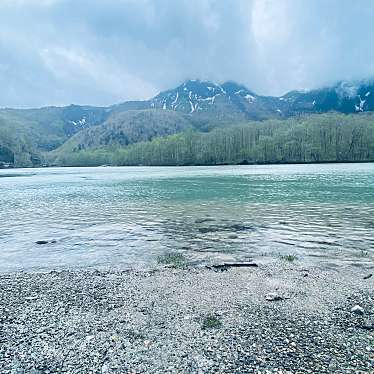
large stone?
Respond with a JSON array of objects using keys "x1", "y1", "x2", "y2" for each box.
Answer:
[{"x1": 351, "y1": 305, "x2": 365, "y2": 315}]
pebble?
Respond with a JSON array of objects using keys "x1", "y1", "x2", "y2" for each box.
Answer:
[
  {"x1": 0, "y1": 266, "x2": 372, "y2": 373},
  {"x1": 144, "y1": 340, "x2": 151, "y2": 348}
]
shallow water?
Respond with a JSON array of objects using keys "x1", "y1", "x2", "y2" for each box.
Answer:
[{"x1": 0, "y1": 164, "x2": 373, "y2": 272}]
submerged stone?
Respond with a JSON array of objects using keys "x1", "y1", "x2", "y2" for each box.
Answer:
[
  {"x1": 35, "y1": 240, "x2": 56, "y2": 245},
  {"x1": 228, "y1": 234, "x2": 238, "y2": 239},
  {"x1": 195, "y1": 218, "x2": 216, "y2": 224}
]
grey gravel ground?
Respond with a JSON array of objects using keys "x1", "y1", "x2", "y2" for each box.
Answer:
[{"x1": 0, "y1": 262, "x2": 373, "y2": 373}]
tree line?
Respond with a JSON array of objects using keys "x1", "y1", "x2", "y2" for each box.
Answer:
[{"x1": 52, "y1": 113, "x2": 374, "y2": 167}]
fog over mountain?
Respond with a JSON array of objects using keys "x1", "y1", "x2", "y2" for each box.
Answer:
[{"x1": 1, "y1": 0, "x2": 374, "y2": 108}]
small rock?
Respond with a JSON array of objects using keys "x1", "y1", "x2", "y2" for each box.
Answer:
[
  {"x1": 351, "y1": 305, "x2": 365, "y2": 315},
  {"x1": 144, "y1": 340, "x2": 151, "y2": 348},
  {"x1": 361, "y1": 319, "x2": 374, "y2": 330},
  {"x1": 265, "y1": 293, "x2": 283, "y2": 301}
]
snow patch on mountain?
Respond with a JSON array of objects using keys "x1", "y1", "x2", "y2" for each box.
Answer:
[
  {"x1": 355, "y1": 95, "x2": 366, "y2": 112},
  {"x1": 190, "y1": 101, "x2": 199, "y2": 113},
  {"x1": 244, "y1": 94, "x2": 256, "y2": 103},
  {"x1": 171, "y1": 92, "x2": 179, "y2": 108},
  {"x1": 199, "y1": 94, "x2": 220, "y2": 105},
  {"x1": 69, "y1": 117, "x2": 87, "y2": 127}
]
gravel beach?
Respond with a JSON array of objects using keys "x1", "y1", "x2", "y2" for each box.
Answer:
[{"x1": 0, "y1": 262, "x2": 373, "y2": 373}]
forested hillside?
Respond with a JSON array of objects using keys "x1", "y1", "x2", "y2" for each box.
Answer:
[
  {"x1": 50, "y1": 113, "x2": 374, "y2": 167},
  {"x1": 0, "y1": 105, "x2": 108, "y2": 166},
  {"x1": 53, "y1": 110, "x2": 194, "y2": 155},
  {"x1": 0, "y1": 126, "x2": 37, "y2": 166},
  {"x1": 2, "y1": 78, "x2": 374, "y2": 167}
]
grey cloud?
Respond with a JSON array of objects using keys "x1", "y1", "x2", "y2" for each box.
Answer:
[{"x1": 0, "y1": 0, "x2": 373, "y2": 108}]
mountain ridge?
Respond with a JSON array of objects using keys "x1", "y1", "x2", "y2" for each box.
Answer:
[{"x1": 1, "y1": 77, "x2": 374, "y2": 167}]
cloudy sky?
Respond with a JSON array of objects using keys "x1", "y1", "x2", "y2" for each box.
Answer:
[{"x1": 1, "y1": 0, "x2": 374, "y2": 108}]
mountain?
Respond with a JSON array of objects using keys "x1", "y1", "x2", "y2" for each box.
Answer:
[
  {"x1": 110, "y1": 78, "x2": 374, "y2": 123},
  {"x1": 0, "y1": 105, "x2": 108, "y2": 149},
  {"x1": 280, "y1": 80, "x2": 374, "y2": 115},
  {"x1": 2, "y1": 77, "x2": 374, "y2": 167},
  {"x1": 147, "y1": 80, "x2": 286, "y2": 124},
  {"x1": 0, "y1": 104, "x2": 109, "y2": 166}
]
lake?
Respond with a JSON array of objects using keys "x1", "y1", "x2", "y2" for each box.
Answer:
[{"x1": 0, "y1": 163, "x2": 373, "y2": 272}]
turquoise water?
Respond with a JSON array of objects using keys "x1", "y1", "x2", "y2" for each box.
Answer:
[{"x1": 0, "y1": 164, "x2": 373, "y2": 272}]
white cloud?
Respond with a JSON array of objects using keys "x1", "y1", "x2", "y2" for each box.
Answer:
[{"x1": 0, "y1": 0, "x2": 373, "y2": 107}]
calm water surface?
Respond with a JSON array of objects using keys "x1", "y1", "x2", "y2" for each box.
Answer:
[{"x1": 0, "y1": 164, "x2": 373, "y2": 272}]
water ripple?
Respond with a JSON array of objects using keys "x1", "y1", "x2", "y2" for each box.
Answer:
[{"x1": 0, "y1": 164, "x2": 373, "y2": 272}]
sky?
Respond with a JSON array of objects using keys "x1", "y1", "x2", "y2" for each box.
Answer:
[{"x1": 1, "y1": 0, "x2": 374, "y2": 108}]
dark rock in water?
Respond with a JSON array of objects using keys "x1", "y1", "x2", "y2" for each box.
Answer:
[
  {"x1": 228, "y1": 234, "x2": 238, "y2": 239},
  {"x1": 198, "y1": 227, "x2": 216, "y2": 233},
  {"x1": 195, "y1": 218, "x2": 216, "y2": 224},
  {"x1": 363, "y1": 273, "x2": 372, "y2": 280},
  {"x1": 35, "y1": 240, "x2": 56, "y2": 245},
  {"x1": 229, "y1": 224, "x2": 254, "y2": 231},
  {"x1": 198, "y1": 223, "x2": 255, "y2": 234}
]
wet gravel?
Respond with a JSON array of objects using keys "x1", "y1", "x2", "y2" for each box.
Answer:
[{"x1": 0, "y1": 263, "x2": 373, "y2": 373}]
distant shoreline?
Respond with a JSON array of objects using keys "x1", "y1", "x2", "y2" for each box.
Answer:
[{"x1": 2, "y1": 159, "x2": 374, "y2": 170}]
